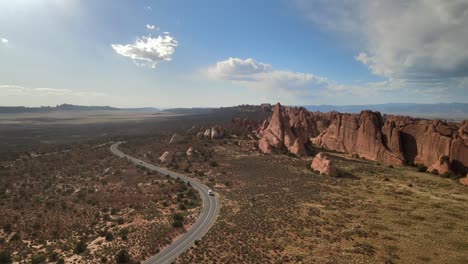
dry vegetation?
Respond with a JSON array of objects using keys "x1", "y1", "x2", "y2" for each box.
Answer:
[
  {"x1": 0, "y1": 141, "x2": 200, "y2": 263},
  {"x1": 126, "y1": 133, "x2": 468, "y2": 264}
]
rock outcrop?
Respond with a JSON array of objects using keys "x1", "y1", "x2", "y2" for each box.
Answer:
[
  {"x1": 199, "y1": 126, "x2": 225, "y2": 140},
  {"x1": 186, "y1": 147, "x2": 194, "y2": 156},
  {"x1": 169, "y1": 133, "x2": 184, "y2": 144},
  {"x1": 460, "y1": 174, "x2": 468, "y2": 186},
  {"x1": 158, "y1": 151, "x2": 173, "y2": 163},
  {"x1": 254, "y1": 103, "x2": 467, "y2": 174},
  {"x1": 311, "y1": 152, "x2": 338, "y2": 176},
  {"x1": 312, "y1": 111, "x2": 405, "y2": 165},
  {"x1": 256, "y1": 103, "x2": 332, "y2": 156},
  {"x1": 427, "y1": 155, "x2": 452, "y2": 175}
]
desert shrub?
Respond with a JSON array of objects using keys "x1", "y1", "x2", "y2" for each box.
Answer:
[
  {"x1": 430, "y1": 169, "x2": 439, "y2": 175},
  {"x1": 388, "y1": 165, "x2": 394, "y2": 168},
  {"x1": 48, "y1": 252, "x2": 59, "y2": 262},
  {"x1": 416, "y1": 164, "x2": 428, "y2": 172},
  {"x1": 351, "y1": 153, "x2": 360, "y2": 159},
  {"x1": 31, "y1": 254, "x2": 47, "y2": 264},
  {"x1": 115, "y1": 250, "x2": 131, "y2": 264},
  {"x1": 117, "y1": 218, "x2": 125, "y2": 225},
  {"x1": 172, "y1": 220, "x2": 183, "y2": 228},
  {"x1": 74, "y1": 240, "x2": 87, "y2": 254},
  {"x1": 10, "y1": 233, "x2": 20, "y2": 241},
  {"x1": 101, "y1": 256, "x2": 108, "y2": 263},
  {"x1": 209, "y1": 161, "x2": 218, "y2": 167},
  {"x1": 173, "y1": 213, "x2": 184, "y2": 221},
  {"x1": 441, "y1": 172, "x2": 452, "y2": 178},
  {"x1": 286, "y1": 152, "x2": 297, "y2": 158},
  {"x1": 0, "y1": 250, "x2": 12, "y2": 264},
  {"x1": 178, "y1": 204, "x2": 187, "y2": 210},
  {"x1": 105, "y1": 232, "x2": 114, "y2": 242},
  {"x1": 2, "y1": 224, "x2": 12, "y2": 234}
]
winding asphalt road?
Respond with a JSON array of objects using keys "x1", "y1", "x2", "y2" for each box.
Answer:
[{"x1": 110, "y1": 142, "x2": 219, "y2": 264}]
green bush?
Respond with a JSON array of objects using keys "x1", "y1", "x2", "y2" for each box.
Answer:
[
  {"x1": 116, "y1": 250, "x2": 131, "y2": 264},
  {"x1": 172, "y1": 220, "x2": 183, "y2": 228},
  {"x1": 105, "y1": 232, "x2": 114, "y2": 242},
  {"x1": 416, "y1": 164, "x2": 428, "y2": 172},
  {"x1": 2, "y1": 224, "x2": 12, "y2": 234},
  {"x1": 0, "y1": 250, "x2": 12, "y2": 264},
  {"x1": 74, "y1": 240, "x2": 87, "y2": 254},
  {"x1": 173, "y1": 213, "x2": 184, "y2": 221},
  {"x1": 31, "y1": 254, "x2": 47, "y2": 264}
]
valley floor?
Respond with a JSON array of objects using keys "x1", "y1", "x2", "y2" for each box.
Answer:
[{"x1": 127, "y1": 135, "x2": 468, "y2": 264}]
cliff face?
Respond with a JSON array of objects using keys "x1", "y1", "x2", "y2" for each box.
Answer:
[
  {"x1": 311, "y1": 111, "x2": 405, "y2": 165},
  {"x1": 256, "y1": 103, "x2": 467, "y2": 174},
  {"x1": 256, "y1": 103, "x2": 332, "y2": 156}
]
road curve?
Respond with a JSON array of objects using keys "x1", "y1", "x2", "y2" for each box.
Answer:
[{"x1": 110, "y1": 141, "x2": 219, "y2": 264}]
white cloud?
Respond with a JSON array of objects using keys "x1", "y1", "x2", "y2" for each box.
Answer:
[
  {"x1": 144, "y1": 6, "x2": 152, "y2": 11},
  {"x1": 0, "y1": 85, "x2": 105, "y2": 97},
  {"x1": 111, "y1": 34, "x2": 178, "y2": 69},
  {"x1": 146, "y1": 24, "x2": 158, "y2": 30},
  {"x1": 1, "y1": 38, "x2": 8, "y2": 46},
  {"x1": 205, "y1": 58, "x2": 331, "y2": 99},
  {"x1": 297, "y1": 0, "x2": 468, "y2": 84},
  {"x1": 204, "y1": 57, "x2": 466, "y2": 103}
]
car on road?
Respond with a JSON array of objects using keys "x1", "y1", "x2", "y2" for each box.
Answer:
[{"x1": 208, "y1": 190, "x2": 214, "y2": 196}]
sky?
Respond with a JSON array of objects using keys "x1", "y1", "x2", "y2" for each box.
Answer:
[{"x1": 0, "y1": 0, "x2": 467, "y2": 108}]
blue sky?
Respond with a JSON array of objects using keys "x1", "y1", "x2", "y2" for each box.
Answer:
[{"x1": 1, "y1": 0, "x2": 467, "y2": 107}]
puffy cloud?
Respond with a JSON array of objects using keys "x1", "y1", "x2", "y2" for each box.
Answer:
[
  {"x1": 146, "y1": 24, "x2": 158, "y2": 30},
  {"x1": 296, "y1": 0, "x2": 468, "y2": 92},
  {"x1": 206, "y1": 58, "x2": 331, "y2": 99},
  {"x1": 1, "y1": 38, "x2": 8, "y2": 46},
  {"x1": 111, "y1": 34, "x2": 178, "y2": 68}
]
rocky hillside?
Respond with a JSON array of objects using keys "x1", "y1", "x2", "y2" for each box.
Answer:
[{"x1": 254, "y1": 103, "x2": 467, "y2": 175}]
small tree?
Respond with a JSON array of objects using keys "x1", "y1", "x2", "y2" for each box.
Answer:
[
  {"x1": 74, "y1": 240, "x2": 87, "y2": 254},
  {"x1": 172, "y1": 220, "x2": 183, "y2": 228},
  {"x1": 116, "y1": 250, "x2": 131, "y2": 264},
  {"x1": 105, "y1": 232, "x2": 114, "y2": 242}
]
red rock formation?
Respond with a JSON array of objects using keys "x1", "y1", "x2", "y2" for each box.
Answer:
[
  {"x1": 312, "y1": 111, "x2": 405, "y2": 165},
  {"x1": 256, "y1": 103, "x2": 333, "y2": 156},
  {"x1": 254, "y1": 103, "x2": 467, "y2": 174},
  {"x1": 311, "y1": 152, "x2": 338, "y2": 176},
  {"x1": 427, "y1": 155, "x2": 452, "y2": 175},
  {"x1": 460, "y1": 174, "x2": 468, "y2": 186}
]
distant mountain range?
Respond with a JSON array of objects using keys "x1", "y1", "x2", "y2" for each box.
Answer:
[
  {"x1": 1, "y1": 103, "x2": 466, "y2": 120},
  {"x1": 0, "y1": 104, "x2": 160, "y2": 114},
  {"x1": 302, "y1": 103, "x2": 468, "y2": 120}
]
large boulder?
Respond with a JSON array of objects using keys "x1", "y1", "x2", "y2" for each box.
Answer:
[
  {"x1": 427, "y1": 155, "x2": 452, "y2": 175},
  {"x1": 200, "y1": 126, "x2": 226, "y2": 140},
  {"x1": 186, "y1": 147, "x2": 194, "y2": 156},
  {"x1": 158, "y1": 151, "x2": 173, "y2": 163},
  {"x1": 169, "y1": 133, "x2": 184, "y2": 144},
  {"x1": 311, "y1": 152, "x2": 338, "y2": 176},
  {"x1": 460, "y1": 174, "x2": 468, "y2": 186}
]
